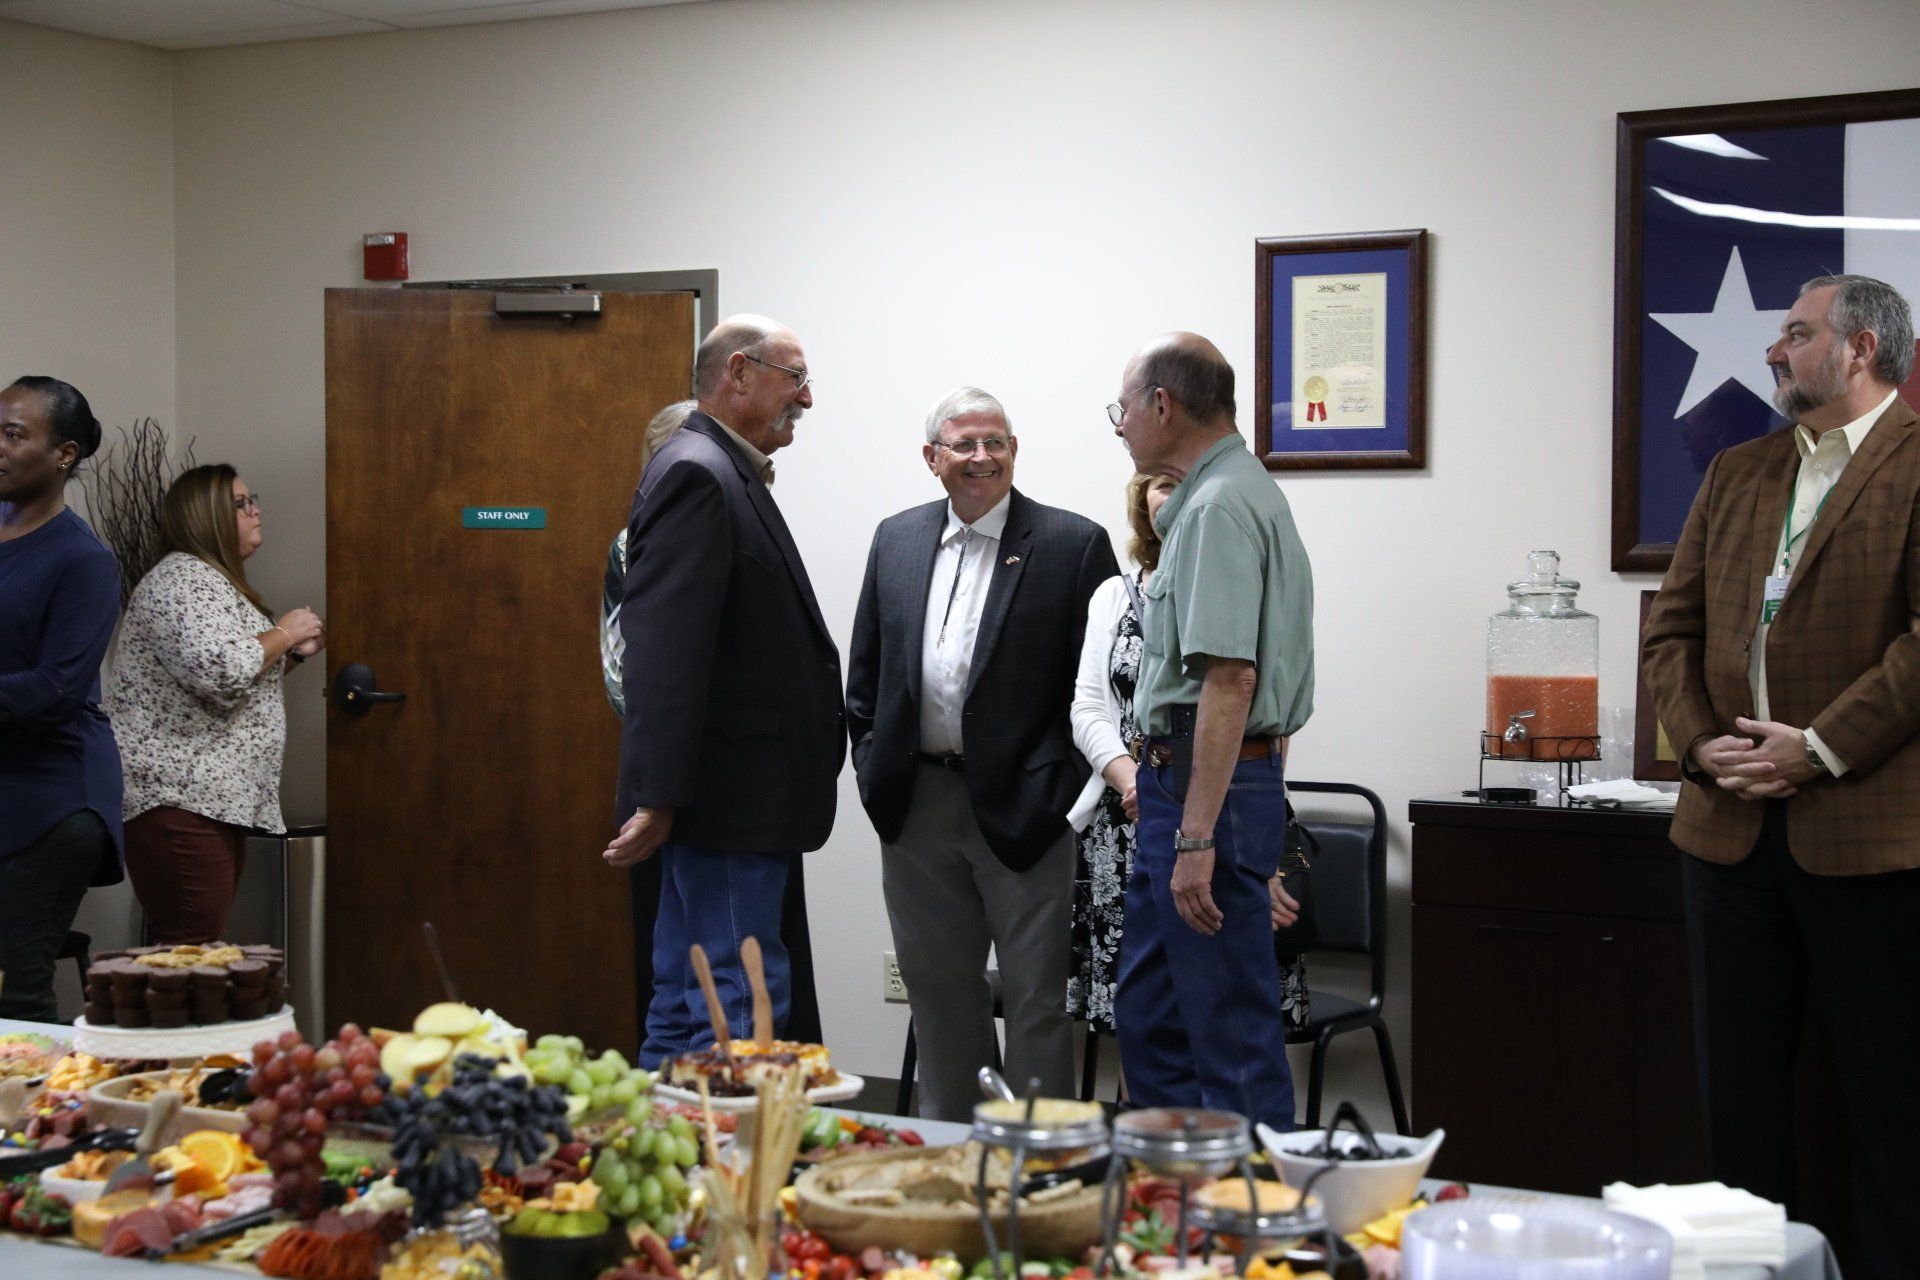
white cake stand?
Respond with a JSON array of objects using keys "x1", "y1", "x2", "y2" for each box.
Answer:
[{"x1": 72, "y1": 1006, "x2": 296, "y2": 1060}]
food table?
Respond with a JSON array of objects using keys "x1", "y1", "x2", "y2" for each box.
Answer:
[{"x1": 0, "y1": 1017, "x2": 1842, "y2": 1280}]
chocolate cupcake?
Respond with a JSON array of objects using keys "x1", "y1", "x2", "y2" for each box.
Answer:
[
  {"x1": 149, "y1": 1007, "x2": 189, "y2": 1029},
  {"x1": 146, "y1": 968, "x2": 189, "y2": 993},
  {"x1": 83, "y1": 1001, "x2": 115, "y2": 1026},
  {"x1": 113, "y1": 1005, "x2": 151, "y2": 1028},
  {"x1": 92, "y1": 949, "x2": 130, "y2": 964},
  {"x1": 108, "y1": 961, "x2": 148, "y2": 1000},
  {"x1": 231, "y1": 996, "x2": 272, "y2": 1022},
  {"x1": 190, "y1": 996, "x2": 230, "y2": 1025},
  {"x1": 266, "y1": 974, "x2": 287, "y2": 1006},
  {"x1": 226, "y1": 958, "x2": 267, "y2": 985},
  {"x1": 189, "y1": 965, "x2": 229, "y2": 990},
  {"x1": 144, "y1": 989, "x2": 188, "y2": 1012}
]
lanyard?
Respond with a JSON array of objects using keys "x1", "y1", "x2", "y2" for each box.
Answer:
[
  {"x1": 936, "y1": 528, "x2": 974, "y2": 646},
  {"x1": 1777, "y1": 484, "x2": 1835, "y2": 576}
]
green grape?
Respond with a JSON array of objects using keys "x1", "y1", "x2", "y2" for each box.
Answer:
[
  {"x1": 536, "y1": 1034, "x2": 567, "y2": 1051},
  {"x1": 625, "y1": 1097, "x2": 652, "y2": 1127},
  {"x1": 590, "y1": 1158, "x2": 618, "y2": 1190},
  {"x1": 668, "y1": 1115, "x2": 694, "y2": 1141},
  {"x1": 611, "y1": 1076, "x2": 641, "y2": 1105},
  {"x1": 584, "y1": 1058, "x2": 619, "y2": 1087},
  {"x1": 658, "y1": 1164, "x2": 685, "y2": 1197},
  {"x1": 679, "y1": 1135, "x2": 701, "y2": 1168},
  {"x1": 567, "y1": 1068, "x2": 594, "y2": 1096},
  {"x1": 600, "y1": 1156, "x2": 632, "y2": 1192},
  {"x1": 589, "y1": 1084, "x2": 613, "y2": 1112},
  {"x1": 636, "y1": 1173, "x2": 663, "y2": 1209}
]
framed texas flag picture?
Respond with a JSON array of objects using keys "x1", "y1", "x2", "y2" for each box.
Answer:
[{"x1": 1611, "y1": 88, "x2": 1920, "y2": 572}]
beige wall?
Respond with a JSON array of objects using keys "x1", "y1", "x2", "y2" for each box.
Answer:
[
  {"x1": 3, "y1": 17, "x2": 178, "y2": 982},
  {"x1": 22, "y1": 0, "x2": 1920, "y2": 1102}
]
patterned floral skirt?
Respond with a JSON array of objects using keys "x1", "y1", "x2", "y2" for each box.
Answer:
[{"x1": 1069, "y1": 788, "x2": 1310, "y2": 1036}]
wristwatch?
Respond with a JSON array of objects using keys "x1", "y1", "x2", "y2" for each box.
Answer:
[
  {"x1": 1803, "y1": 733, "x2": 1829, "y2": 776},
  {"x1": 1174, "y1": 832, "x2": 1215, "y2": 852}
]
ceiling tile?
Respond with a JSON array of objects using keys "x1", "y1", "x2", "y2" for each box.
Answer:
[
  {"x1": 146, "y1": 16, "x2": 392, "y2": 47},
  {"x1": 0, "y1": 0, "x2": 361, "y2": 42},
  {"x1": 384, "y1": 0, "x2": 695, "y2": 28}
]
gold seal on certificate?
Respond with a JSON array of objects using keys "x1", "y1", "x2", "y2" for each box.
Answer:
[{"x1": 1301, "y1": 374, "x2": 1329, "y2": 422}]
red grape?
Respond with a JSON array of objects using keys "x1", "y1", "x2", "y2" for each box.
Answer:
[
  {"x1": 358, "y1": 1084, "x2": 383, "y2": 1109},
  {"x1": 337, "y1": 1023, "x2": 362, "y2": 1044},
  {"x1": 261, "y1": 1056, "x2": 292, "y2": 1086},
  {"x1": 246, "y1": 1099, "x2": 279, "y2": 1127},
  {"x1": 274, "y1": 1083, "x2": 303, "y2": 1112},
  {"x1": 289, "y1": 1044, "x2": 316, "y2": 1073},
  {"x1": 313, "y1": 1046, "x2": 342, "y2": 1073},
  {"x1": 301, "y1": 1109, "x2": 326, "y2": 1136},
  {"x1": 278, "y1": 1031, "x2": 301, "y2": 1051}
]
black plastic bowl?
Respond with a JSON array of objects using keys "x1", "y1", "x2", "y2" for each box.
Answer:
[{"x1": 499, "y1": 1223, "x2": 626, "y2": 1280}]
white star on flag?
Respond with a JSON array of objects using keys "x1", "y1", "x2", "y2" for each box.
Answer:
[{"x1": 1648, "y1": 247, "x2": 1790, "y2": 417}]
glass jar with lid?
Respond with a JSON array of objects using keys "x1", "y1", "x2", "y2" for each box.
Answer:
[{"x1": 1485, "y1": 550, "x2": 1599, "y2": 761}]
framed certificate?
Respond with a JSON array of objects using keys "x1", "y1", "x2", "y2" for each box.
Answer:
[{"x1": 1254, "y1": 228, "x2": 1428, "y2": 470}]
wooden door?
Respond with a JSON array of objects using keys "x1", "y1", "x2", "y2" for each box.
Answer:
[{"x1": 324, "y1": 287, "x2": 695, "y2": 1051}]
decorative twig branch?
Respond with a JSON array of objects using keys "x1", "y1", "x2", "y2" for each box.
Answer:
[{"x1": 77, "y1": 418, "x2": 195, "y2": 607}]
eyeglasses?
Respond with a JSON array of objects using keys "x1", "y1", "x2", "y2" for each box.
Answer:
[
  {"x1": 234, "y1": 493, "x2": 261, "y2": 514},
  {"x1": 933, "y1": 437, "x2": 1012, "y2": 459},
  {"x1": 1107, "y1": 382, "x2": 1158, "y2": 427},
  {"x1": 742, "y1": 353, "x2": 814, "y2": 392}
]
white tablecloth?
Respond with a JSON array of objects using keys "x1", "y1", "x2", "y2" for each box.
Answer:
[{"x1": 0, "y1": 1021, "x2": 1841, "y2": 1279}]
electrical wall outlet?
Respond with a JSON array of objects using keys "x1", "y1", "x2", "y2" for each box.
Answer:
[{"x1": 882, "y1": 951, "x2": 909, "y2": 1003}]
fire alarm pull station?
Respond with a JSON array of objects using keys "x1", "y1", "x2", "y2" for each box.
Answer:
[{"x1": 363, "y1": 233, "x2": 408, "y2": 282}]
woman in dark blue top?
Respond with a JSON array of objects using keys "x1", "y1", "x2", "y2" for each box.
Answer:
[{"x1": 0, "y1": 376, "x2": 124, "y2": 1022}]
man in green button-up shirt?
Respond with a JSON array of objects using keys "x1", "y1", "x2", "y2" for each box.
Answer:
[{"x1": 1107, "y1": 332, "x2": 1314, "y2": 1129}]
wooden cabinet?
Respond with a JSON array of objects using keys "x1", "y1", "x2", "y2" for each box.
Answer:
[{"x1": 1409, "y1": 797, "x2": 1708, "y2": 1194}]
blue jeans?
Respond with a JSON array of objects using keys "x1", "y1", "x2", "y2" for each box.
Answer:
[
  {"x1": 1115, "y1": 752, "x2": 1296, "y2": 1130},
  {"x1": 641, "y1": 842, "x2": 790, "y2": 1068}
]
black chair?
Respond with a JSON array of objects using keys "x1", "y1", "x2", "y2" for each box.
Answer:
[{"x1": 1284, "y1": 780, "x2": 1409, "y2": 1134}]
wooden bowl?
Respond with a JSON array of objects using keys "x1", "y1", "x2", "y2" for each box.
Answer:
[{"x1": 792, "y1": 1146, "x2": 1104, "y2": 1263}]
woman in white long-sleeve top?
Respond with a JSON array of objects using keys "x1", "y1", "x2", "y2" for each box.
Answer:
[
  {"x1": 107, "y1": 465, "x2": 324, "y2": 944},
  {"x1": 1067, "y1": 473, "x2": 1309, "y2": 1040}
]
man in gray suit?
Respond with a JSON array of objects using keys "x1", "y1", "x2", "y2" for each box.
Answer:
[{"x1": 847, "y1": 387, "x2": 1119, "y2": 1119}]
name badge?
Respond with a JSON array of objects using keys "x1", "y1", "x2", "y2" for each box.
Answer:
[{"x1": 1761, "y1": 573, "x2": 1790, "y2": 624}]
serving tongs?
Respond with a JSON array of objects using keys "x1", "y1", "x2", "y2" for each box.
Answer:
[
  {"x1": 0, "y1": 1089, "x2": 182, "y2": 1179},
  {"x1": 151, "y1": 1204, "x2": 290, "y2": 1259}
]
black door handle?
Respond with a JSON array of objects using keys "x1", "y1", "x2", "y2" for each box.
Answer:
[{"x1": 334, "y1": 663, "x2": 407, "y2": 715}]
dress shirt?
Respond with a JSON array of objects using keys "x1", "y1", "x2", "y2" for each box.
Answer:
[
  {"x1": 918, "y1": 494, "x2": 1010, "y2": 754},
  {"x1": 1750, "y1": 389, "x2": 1897, "y2": 776},
  {"x1": 710, "y1": 414, "x2": 775, "y2": 486}
]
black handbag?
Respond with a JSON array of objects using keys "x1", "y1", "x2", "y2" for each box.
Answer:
[{"x1": 1273, "y1": 800, "x2": 1321, "y2": 956}]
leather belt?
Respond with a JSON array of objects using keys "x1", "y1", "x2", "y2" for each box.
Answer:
[
  {"x1": 1132, "y1": 736, "x2": 1279, "y2": 768},
  {"x1": 916, "y1": 751, "x2": 966, "y2": 771}
]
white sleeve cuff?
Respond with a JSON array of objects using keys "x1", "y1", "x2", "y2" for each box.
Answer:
[{"x1": 1805, "y1": 726, "x2": 1849, "y2": 778}]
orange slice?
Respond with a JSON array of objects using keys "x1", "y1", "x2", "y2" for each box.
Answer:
[{"x1": 178, "y1": 1130, "x2": 244, "y2": 1184}]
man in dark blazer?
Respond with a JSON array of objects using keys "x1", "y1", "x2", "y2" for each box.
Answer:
[
  {"x1": 1644, "y1": 274, "x2": 1920, "y2": 1276},
  {"x1": 847, "y1": 386, "x2": 1119, "y2": 1119},
  {"x1": 606, "y1": 314, "x2": 845, "y2": 1069}
]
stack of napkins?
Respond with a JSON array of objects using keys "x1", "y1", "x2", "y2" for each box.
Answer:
[
  {"x1": 1567, "y1": 779, "x2": 1679, "y2": 810},
  {"x1": 1602, "y1": 1181, "x2": 1786, "y2": 1280}
]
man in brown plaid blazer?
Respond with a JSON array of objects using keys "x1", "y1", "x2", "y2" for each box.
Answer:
[{"x1": 1644, "y1": 273, "x2": 1919, "y2": 1278}]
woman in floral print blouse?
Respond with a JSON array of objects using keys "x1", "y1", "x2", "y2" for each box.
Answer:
[{"x1": 107, "y1": 465, "x2": 324, "y2": 945}]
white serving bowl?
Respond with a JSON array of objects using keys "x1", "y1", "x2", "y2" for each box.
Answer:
[{"x1": 1256, "y1": 1122, "x2": 1445, "y2": 1234}]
